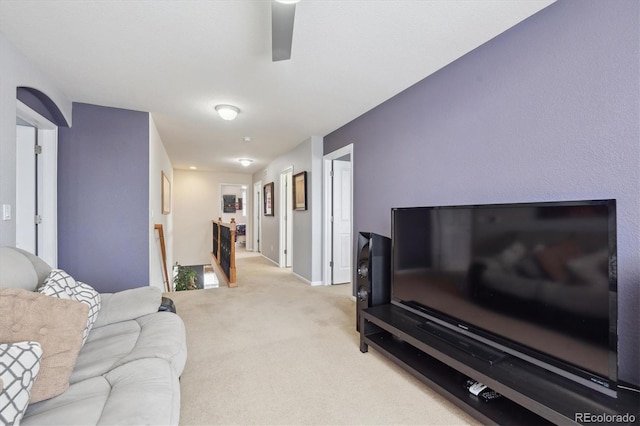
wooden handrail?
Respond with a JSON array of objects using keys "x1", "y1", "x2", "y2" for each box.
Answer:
[
  {"x1": 211, "y1": 217, "x2": 237, "y2": 287},
  {"x1": 154, "y1": 224, "x2": 170, "y2": 292}
]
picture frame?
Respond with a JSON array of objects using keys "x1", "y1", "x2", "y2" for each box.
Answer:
[
  {"x1": 161, "y1": 171, "x2": 171, "y2": 214},
  {"x1": 223, "y1": 194, "x2": 236, "y2": 213},
  {"x1": 264, "y1": 182, "x2": 274, "y2": 216},
  {"x1": 292, "y1": 171, "x2": 307, "y2": 211}
]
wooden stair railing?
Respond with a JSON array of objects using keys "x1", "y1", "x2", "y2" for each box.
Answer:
[
  {"x1": 211, "y1": 217, "x2": 237, "y2": 287},
  {"x1": 154, "y1": 224, "x2": 170, "y2": 292}
]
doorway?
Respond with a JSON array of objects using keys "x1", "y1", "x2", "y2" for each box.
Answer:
[
  {"x1": 219, "y1": 183, "x2": 248, "y2": 248},
  {"x1": 15, "y1": 101, "x2": 58, "y2": 267},
  {"x1": 279, "y1": 166, "x2": 293, "y2": 268},
  {"x1": 253, "y1": 180, "x2": 262, "y2": 253},
  {"x1": 323, "y1": 144, "x2": 354, "y2": 285}
]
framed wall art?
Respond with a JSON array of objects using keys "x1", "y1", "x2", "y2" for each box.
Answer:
[
  {"x1": 293, "y1": 171, "x2": 307, "y2": 211},
  {"x1": 264, "y1": 182, "x2": 274, "y2": 216},
  {"x1": 223, "y1": 194, "x2": 236, "y2": 213}
]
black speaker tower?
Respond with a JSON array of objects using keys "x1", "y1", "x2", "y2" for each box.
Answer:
[{"x1": 356, "y1": 232, "x2": 391, "y2": 333}]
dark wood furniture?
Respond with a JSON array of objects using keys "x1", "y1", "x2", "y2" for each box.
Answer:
[{"x1": 360, "y1": 304, "x2": 639, "y2": 425}]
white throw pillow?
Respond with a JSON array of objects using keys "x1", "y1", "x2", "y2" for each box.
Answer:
[
  {"x1": 0, "y1": 341, "x2": 42, "y2": 425},
  {"x1": 40, "y1": 269, "x2": 101, "y2": 345}
]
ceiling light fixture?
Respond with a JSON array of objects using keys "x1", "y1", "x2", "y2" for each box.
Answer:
[
  {"x1": 275, "y1": 0, "x2": 301, "y2": 4},
  {"x1": 238, "y1": 159, "x2": 253, "y2": 167},
  {"x1": 215, "y1": 105, "x2": 240, "y2": 121}
]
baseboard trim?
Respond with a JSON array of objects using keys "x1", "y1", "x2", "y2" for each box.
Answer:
[
  {"x1": 260, "y1": 254, "x2": 280, "y2": 266},
  {"x1": 259, "y1": 255, "x2": 323, "y2": 286},
  {"x1": 292, "y1": 271, "x2": 323, "y2": 286}
]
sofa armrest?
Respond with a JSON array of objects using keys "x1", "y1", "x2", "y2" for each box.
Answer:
[
  {"x1": 94, "y1": 287, "x2": 162, "y2": 328},
  {"x1": 0, "y1": 246, "x2": 52, "y2": 291},
  {"x1": 159, "y1": 296, "x2": 176, "y2": 313}
]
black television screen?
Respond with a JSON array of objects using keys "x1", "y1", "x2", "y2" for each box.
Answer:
[{"x1": 391, "y1": 199, "x2": 617, "y2": 396}]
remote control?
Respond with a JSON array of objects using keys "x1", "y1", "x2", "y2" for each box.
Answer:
[
  {"x1": 469, "y1": 381, "x2": 487, "y2": 396},
  {"x1": 465, "y1": 379, "x2": 502, "y2": 402},
  {"x1": 479, "y1": 389, "x2": 502, "y2": 402}
]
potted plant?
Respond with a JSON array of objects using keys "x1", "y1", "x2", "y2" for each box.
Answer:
[{"x1": 173, "y1": 262, "x2": 198, "y2": 291}]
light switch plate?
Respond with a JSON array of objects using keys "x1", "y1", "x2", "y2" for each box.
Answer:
[{"x1": 2, "y1": 204, "x2": 11, "y2": 221}]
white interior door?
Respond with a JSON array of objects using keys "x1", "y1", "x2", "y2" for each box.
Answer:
[
  {"x1": 16, "y1": 125, "x2": 36, "y2": 254},
  {"x1": 323, "y1": 144, "x2": 353, "y2": 286},
  {"x1": 279, "y1": 167, "x2": 293, "y2": 268},
  {"x1": 332, "y1": 159, "x2": 352, "y2": 284},
  {"x1": 16, "y1": 102, "x2": 58, "y2": 267},
  {"x1": 253, "y1": 181, "x2": 262, "y2": 252}
]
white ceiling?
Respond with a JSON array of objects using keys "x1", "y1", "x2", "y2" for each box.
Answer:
[{"x1": 0, "y1": 0, "x2": 554, "y2": 173}]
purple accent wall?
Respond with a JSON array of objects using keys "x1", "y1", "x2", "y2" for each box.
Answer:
[
  {"x1": 58, "y1": 103, "x2": 149, "y2": 292},
  {"x1": 324, "y1": 0, "x2": 639, "y2": 386}
]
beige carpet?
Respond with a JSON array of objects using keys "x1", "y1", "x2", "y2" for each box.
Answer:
[{"x1": 168, "y1": 255, "x2": 480, "y2": 426}]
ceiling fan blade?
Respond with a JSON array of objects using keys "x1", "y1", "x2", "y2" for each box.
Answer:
[{"x1": 271, "y1": 1, "x2": 296, "y2": 62}]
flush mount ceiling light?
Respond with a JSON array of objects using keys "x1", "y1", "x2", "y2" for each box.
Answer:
[
  {"x1": 275, "y1": 0, "x2": 301, "y2": 3},
  {"x1": 238, "y1": 159, "x2": 253, "y2": 167},
  {"x1": 215, "y1": 105, "x2": 240, "y2": 121}
]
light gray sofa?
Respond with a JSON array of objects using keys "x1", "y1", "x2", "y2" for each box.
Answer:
[{"x1": 0, "y1": 247, "x2": 187, "y2": 425}]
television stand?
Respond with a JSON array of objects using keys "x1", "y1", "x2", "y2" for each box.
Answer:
[{"x1": 359, "y1": 304, "x2": 639, "y2": 425}]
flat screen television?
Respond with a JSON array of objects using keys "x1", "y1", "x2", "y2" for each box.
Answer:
[{"x1": 391, "y1": 199, "x2": 617, "y2": 397}]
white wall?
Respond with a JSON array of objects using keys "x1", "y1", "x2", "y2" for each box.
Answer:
[
  {"x1": 0, "y1": 34, "x2": 71, "y2": 246},
  {"x1": 149, "y1": 114, "x2": 173, "y2": 291},
  {"x1": 173, "y1": 169, "x2": 252, "y2": 266}
]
